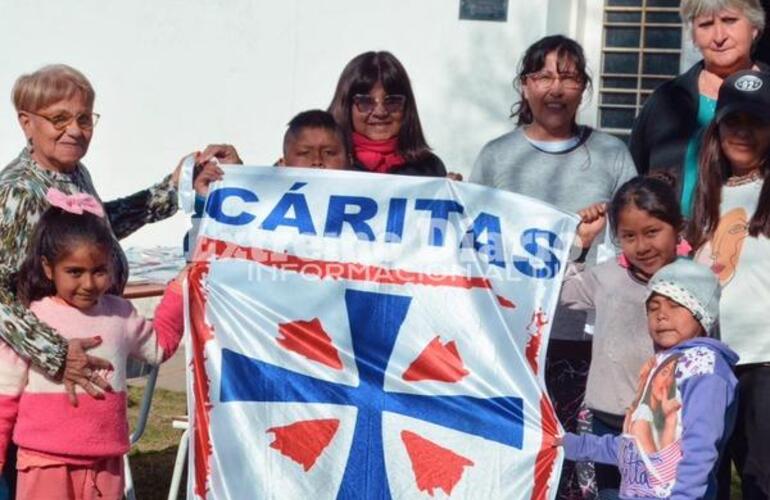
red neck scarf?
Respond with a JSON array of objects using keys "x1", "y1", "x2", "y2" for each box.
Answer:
[{"x1": 352, "y1": 132, "x2": 406, "y2": 173}]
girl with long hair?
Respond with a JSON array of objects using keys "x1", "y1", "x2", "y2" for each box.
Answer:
[{"x1": 689, "y1": 69, "x2": 770, "y2": 499}]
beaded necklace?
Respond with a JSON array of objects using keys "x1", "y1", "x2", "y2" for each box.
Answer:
[{"x1": 726, "y1": 169, "x2": 762, "y2": 187}]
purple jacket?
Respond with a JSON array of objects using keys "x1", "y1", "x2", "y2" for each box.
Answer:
[{"x1": 563, "y1": 338, "x2": 738, "y2": 499}]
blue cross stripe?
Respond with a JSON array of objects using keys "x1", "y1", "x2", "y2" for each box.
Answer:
[{"x1": 220, "y1": 289, "x2": 524, "y2": 499}]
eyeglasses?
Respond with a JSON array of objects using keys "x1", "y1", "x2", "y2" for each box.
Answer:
[
  {"x1": 352, "y1": 94, "x2": 406, "y2": 114},
  {"x1": 25, "y1": 110, "x2": 100, "y2": 131},
  {"x1": 525, "y1": 71, "x2": 585, "y2": 90}
]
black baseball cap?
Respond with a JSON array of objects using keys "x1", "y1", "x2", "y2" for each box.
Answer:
[{"x1": 715, "y1": 70, "x2": 770, "y2": 124}]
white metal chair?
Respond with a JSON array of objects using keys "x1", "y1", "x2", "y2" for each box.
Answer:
[
  {"x1": 167, "y1": 416, "x2": 190, "y2": 500},
  {"x1": 123, "y1": 359, "x2": 160, "y2": 500}
]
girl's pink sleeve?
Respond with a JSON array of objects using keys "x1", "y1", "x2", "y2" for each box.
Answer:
[
  {"x1": 151, "y1": 281, "x2": 184, "y2": 362},
  {"x1": 0, "y1": 343, "x2": 27, "y2": 469},
  {"x1": 127, "y1": 282, "x2": 184, "y2": 365}
]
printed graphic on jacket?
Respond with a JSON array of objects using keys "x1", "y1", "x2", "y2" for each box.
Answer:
[
  {"x1": 617, "y1": 347, "x2": 718, "y2": 498},
  {"x1": 619, "y1": 353, "x2": 683, "y2": 498}
]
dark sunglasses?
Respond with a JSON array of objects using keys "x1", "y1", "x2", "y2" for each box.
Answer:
[{"x1": 352, "y1": 94, "x2": 406, "y2": 114}]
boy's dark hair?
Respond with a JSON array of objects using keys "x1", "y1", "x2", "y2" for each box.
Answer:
[
  {"x1": 608, "y1": 175, "x2": 684, "y2": 239},
  {"x1": 327, "y1": 51, "x2": 432, "y2": 163},
  {"x1": 17, "y1": 207, "x2": 115, "y2": 306},
  {"x1": 511, "y1": 35, "x2": 592, "y2": 125},
  {"x1": 689, "y1": 120, "x2": 770, "y2": 249},
  {"x1": 283, "y1": 109, "x2": 349, "y2": 156}
]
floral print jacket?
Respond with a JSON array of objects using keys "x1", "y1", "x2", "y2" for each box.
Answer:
[{"x1": 0, "y1": 148, "x2": 178, "y2": 378}]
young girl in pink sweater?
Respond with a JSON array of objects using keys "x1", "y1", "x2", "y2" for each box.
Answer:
[{"x1": 0, "y1": 188, "x2": 185, "y2": 499}]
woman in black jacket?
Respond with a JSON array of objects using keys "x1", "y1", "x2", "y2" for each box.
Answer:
[{"x1": 629, "y1": 0, "x2": 766, "y2": 218}]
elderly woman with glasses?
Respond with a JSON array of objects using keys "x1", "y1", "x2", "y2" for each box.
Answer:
[
  {"x1": 630, "y1": 0, "x2": 768, "y2": 219},
  {"x1": 470, "y1": 34, "x2": 637, "y2": 499},
  {"x1": 328, "y1": 51, "x2": 447, "y2": 177},
  {"x1": 0, "y1": 64, "x2": 183, "y2": 405}
]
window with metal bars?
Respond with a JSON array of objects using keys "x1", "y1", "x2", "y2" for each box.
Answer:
[{"x1": 599, "y1": 0, "x2": 683, "y2": 143}]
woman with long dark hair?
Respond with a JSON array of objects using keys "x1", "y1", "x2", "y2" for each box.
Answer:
[
  {"x1": 328, "y1": 51, "x2": 446, "y2": 177},
  {"x1": 690, "y1": 70, "x2": 770, "y2": 500}
]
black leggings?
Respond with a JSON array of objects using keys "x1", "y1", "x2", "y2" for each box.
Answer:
[
  {"x1": 718, "y1": 364, "x2": 770, "y2": 500},
  {"x1": 2, "y1": 442, "x2": 16, "y2": 498}
]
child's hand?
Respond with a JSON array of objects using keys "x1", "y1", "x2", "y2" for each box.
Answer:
[
  {"x1": 575, "y1": 202, "x2": 607, "y2": 249},
  {"x1": 193, "y1": 161, "x2": 225, "y2": 196},
  {"x1": 543, "y1": 434, "x2": 563, "y2": 448},
  {"x1": 196, "y1": 144, "x2": 243, "y2": 166}
]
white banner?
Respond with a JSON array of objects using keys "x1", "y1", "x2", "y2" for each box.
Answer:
[{"x1": 184, "y1": 167, "x2": 578, "y2": 499}]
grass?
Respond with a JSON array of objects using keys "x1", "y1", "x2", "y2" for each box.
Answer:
[
  {"x1": 127, "y1": 385, "x2": 188, "y2": 500},
  {"x1": 731, "y1": 465, "x2": 744, "y2": 500}
]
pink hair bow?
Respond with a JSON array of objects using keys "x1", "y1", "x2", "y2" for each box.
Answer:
[{"x1": 46, "y1": 188, "x2": 105, "y2": 218}]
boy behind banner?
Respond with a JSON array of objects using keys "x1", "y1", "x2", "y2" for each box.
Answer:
[{"x1": 184, "y1": 109, "x2": 350, "y2": 259}]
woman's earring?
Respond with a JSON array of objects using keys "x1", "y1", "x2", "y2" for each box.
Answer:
[{"x1": 27, "y1": 137, "x2": 34, "y2": 154}]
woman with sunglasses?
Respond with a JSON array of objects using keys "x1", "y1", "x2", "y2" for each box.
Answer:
[
  {"x1": 328, "y1": 51, "x2": 447, "y2": 177},
  {"x1": 470, "y1": 35, "x2": 637, "y2": 499},
  {"x1": 0, "y1": 65, "x2": 182, "y2": 427}
]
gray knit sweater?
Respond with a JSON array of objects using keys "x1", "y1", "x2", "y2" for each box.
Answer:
[
  {"x1": 470, "y1": 126, "x2": 637, "y2": 340},
  {"x1": 560, "y1": 260, "x2": 654, "y2": 415}
]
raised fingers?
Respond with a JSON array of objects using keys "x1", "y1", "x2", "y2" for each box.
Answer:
[{"x1": 198, "y1": 144, "x2": 242, "y2": 165}]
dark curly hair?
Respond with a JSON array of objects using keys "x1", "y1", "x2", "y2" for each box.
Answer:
[{"x1": 511, "y1": 35, "x2": 592, "y2": 126}]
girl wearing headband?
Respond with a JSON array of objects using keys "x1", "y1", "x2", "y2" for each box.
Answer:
[{"x1": 0, "y1": 188, "x2": 186, "y2": 499}]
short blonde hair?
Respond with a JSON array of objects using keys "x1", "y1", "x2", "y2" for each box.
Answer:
[
  {"x1": 681, "y1": 0, "x2": 766, "y2": 36},
  {"x1": 12, "y1": 64, "x2": 95, "y2": 113}
]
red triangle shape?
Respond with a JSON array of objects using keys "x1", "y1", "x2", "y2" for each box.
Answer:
[
  {"x1": 525, "y1": 310, "x2": 548, "y2": 374},
  {"x1": 401, "y1": 430, "x2": 474, "y2": 496},
  {"x1": 277, "y1": 318, "x2": 343, "y2": 370},
  {"x1": 402, "y1": 336, "x2": 470, "y2": 382},
  {"x1": 496, "y1": 294, "x2": 516, "y2": 309},
  {"x1": 267, "y1": 418, "x2": 340, "y2": 471}
]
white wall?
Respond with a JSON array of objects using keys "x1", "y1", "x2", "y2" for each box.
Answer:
[{"x1": 0, "y1": 0, "x2": 594, "y2": 249}]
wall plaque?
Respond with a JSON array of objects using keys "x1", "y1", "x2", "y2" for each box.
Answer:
[{"x1": 459, "y1": 0, "x2": 508, "y2": 22}]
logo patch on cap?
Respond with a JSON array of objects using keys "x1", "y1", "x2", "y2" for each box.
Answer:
[{"x1": 735, "y1": 75, "x2": 763, "y2": 92}]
